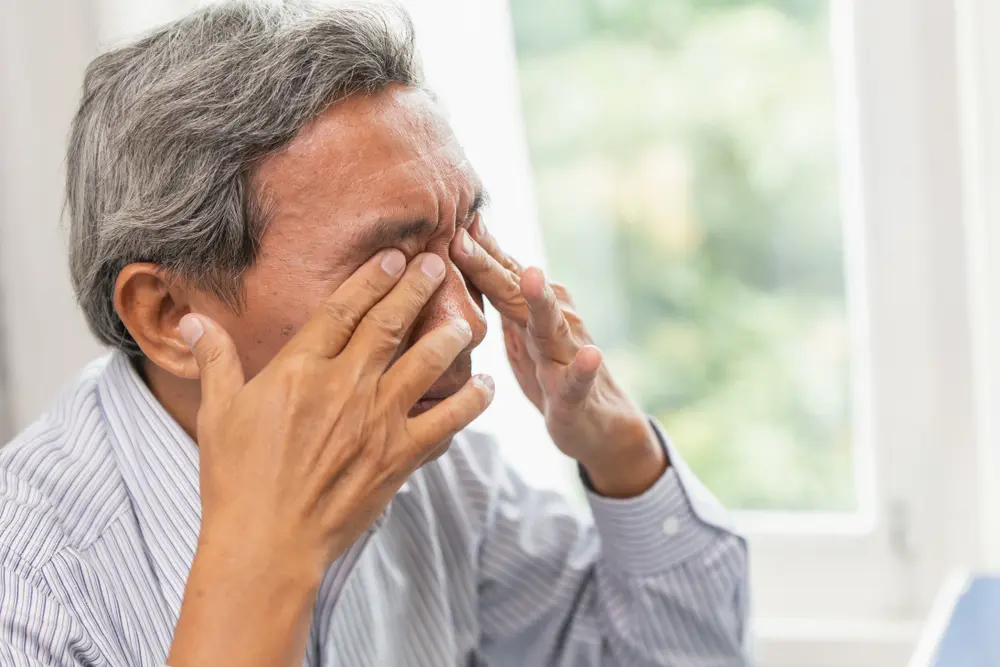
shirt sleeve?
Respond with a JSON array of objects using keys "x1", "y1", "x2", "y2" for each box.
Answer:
[
  {"x1": 473, "y1": 422, "x2": 750, "y2": 667},
  {"x1": 0, "y1": 564, "x2": 94, "y2": 667}
]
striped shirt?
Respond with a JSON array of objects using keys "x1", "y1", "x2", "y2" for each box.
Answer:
[{"x1": 0, "y1": 352, "x2": 749, "y2": 666}]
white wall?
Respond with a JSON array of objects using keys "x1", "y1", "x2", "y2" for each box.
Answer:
[{"x1": 0, "y1": 0, "x2": 104, "y2": 435}]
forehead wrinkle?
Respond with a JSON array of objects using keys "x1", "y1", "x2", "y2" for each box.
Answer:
[
  {"x1": 341, "y1": 138, "x2": 473, "y2": 195},
  {"x1": 349, "y1": 142, "x2": 478, "y2": 224}
]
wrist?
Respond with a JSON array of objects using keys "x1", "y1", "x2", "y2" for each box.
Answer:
[
  {"x1": 196, "y1": 520, "x2": 325, "y2": 597},
  {"x1": 169, "y1": 530, "x2": 322, "y2": 667},
  {"x1": 580, "y1": 418, "x2": 667, "y2": 498},
  {"x1": 195, "y1": 502, "x2": 366, "y2": 600}
]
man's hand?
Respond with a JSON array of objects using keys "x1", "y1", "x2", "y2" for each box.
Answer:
[
  {"x1": 167, "y1": 250, "x2": 494, "y2": 667},
  {"x1": 451, "y1": 218, "x2": 666, "y2": 498}
]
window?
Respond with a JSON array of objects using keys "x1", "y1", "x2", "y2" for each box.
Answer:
[
  {"x1": 507, "y1": 0, "x2": 854, "y2": 512},
  {"x1": 422, "y1": 0, "x2": 979, "y2": 660}
]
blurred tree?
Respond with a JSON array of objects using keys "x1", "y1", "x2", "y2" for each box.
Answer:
[{"x1": 508, "y1": 0, "x2": 853, "y2": 510}]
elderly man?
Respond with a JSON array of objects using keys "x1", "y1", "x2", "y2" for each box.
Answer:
[{"x1": 0, "y1": 3, "x2": 748, "y2": 666}]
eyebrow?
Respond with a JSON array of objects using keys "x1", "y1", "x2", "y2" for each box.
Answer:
[{"x1": 354, "y1": 186, "x2": 490, "y2": 256}]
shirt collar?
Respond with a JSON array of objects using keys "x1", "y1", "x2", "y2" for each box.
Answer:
[{"x1": 98, "y1": 351, "x2": 202, "y2": 629}]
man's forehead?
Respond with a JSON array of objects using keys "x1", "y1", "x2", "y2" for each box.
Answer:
[{"x1": 256, "y1": 86, "x2": 476, "y2": 209}]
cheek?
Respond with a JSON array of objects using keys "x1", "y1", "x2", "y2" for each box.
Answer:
[{"x1": 227, "y1": 272, "x2": 332, "y2": 377}]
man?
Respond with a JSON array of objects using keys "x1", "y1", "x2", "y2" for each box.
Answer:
[{"x1": 0, "y1": 2, "x2": 748, "y2": 666}]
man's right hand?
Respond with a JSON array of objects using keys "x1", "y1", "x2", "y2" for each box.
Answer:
[{"x1": 167, "y1": 250, "x2": 493, "y2": 667}]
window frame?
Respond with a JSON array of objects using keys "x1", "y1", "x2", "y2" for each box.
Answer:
[
  {"x1": 956, "y1": 0, "x2": 1000, "y2": 573},
  {"x1": 740, "y1": 0, "x2": 979, "y2": 635}
]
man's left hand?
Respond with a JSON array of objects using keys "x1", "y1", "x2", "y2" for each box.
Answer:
[{"x1": 451, "y1": 217, "x2": 667, "y2": 497}]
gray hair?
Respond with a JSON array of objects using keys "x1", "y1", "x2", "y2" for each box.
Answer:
[{"x1": 66, "y1": 0, "x2": 422, "y2": 355}]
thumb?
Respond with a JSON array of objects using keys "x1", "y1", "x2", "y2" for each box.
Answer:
[{"x1": 178, "y1": 313, "x2": 245, "y2": 420}]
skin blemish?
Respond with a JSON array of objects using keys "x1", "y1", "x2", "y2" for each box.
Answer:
[{"x1": 281, "y1": 324, "x2": 294, "y2": 336}]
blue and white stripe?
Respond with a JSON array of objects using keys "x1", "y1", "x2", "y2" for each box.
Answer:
[{"x1": 0, "y1": 351, "x2": 749, "y2": 666}]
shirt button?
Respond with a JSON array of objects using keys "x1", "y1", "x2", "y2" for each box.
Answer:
[{"x1": 662, "y1": 516, "x2": 680, "y2": 536}]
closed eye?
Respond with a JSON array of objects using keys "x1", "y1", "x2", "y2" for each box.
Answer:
[{"x1": 465, "y1": 189, "x2": 490, "y2": 224}]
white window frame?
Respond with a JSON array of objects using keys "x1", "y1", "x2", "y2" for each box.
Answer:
[
  {"x1": 753, "y1": 0, "x2": 977, "y2": 627},
  {"x1": 957, "y1": 0, "x2": 1000, "y2": 575}
]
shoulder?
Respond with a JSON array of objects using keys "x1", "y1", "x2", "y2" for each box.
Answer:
[{"x1": 0, "y1": 357, "x2": 128, "y2": 575}]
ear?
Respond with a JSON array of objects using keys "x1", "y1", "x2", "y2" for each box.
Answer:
[{"x1": 114, "y1": 263, "x2": 200, "y2": 379}]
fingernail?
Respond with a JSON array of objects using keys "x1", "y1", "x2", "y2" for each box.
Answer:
[
  {"x1": 469, "y1": 216, "x2": 483, "y2": 238},
  {"x1": 381, "y1": 249, "x2": 406, "y2": 276},
  {"x1": 421, "y1": 254, "x2": 446, "y2": 279},
  {"x1": 460, "y1": 228, "x2": 474, "y2": 255},
  {"x1": 178, "y1": 314, "x2": 204, "y2": 348},
  {"x1": 474, "y1": 374, "x2": 495, "y2": 398}
]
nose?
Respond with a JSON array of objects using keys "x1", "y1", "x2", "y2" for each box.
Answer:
[{"x1": 409, "y1": 258, "x2": 487, "y2": 354}]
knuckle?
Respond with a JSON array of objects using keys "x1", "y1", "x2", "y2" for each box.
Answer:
[
  {"x1": 479, "y1": 232, "x2": 498, "y2": 253},
  {"x1": 528, "y1": 321, "x2": 553, "y2": 342},
  {"x1": 356, "y1": 273, "x2": 386, "y2": 298},
  {"x1": 415, "y1": 338, "x2": 452, "y2": 368},
  {"x1": 199, "y1": 343, "x2": 225, "y2": 368},
  {"x1": 321, "y1": 299, "x2": 360, "y2": 329},
  {"x1": 501, "y1": 277, "x2": 523, "y2": 304},
  {"x1": 432, "y1": 401, "x2": 459, "y2": 430},
  {"x1": 398, "y1": 272, "x2": 435, "y2": 303},
  {"x1": 369, "y1": 309, "x2": 408, "y2": 341},
  {"x1": 503, "y1": 301, "x2": 527, "y2": 322},
  {"x1": 471, "y1": 246, "x2": 492, "y2": 271},
  {"x1": 411, "y1": 276, "x2": 440, "y2": 303}
]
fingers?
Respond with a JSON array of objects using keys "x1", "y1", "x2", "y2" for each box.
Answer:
[
  {"x1": 380, "y1": 319, "x2": 474, "y2": 407},
  {"x1": 501, "y1": 317, "x2": 526, "y2": 358},
  {"x1": 559, "y1": 345, "x2": 602, "y2": 405},
  {"x1": 179, "y1": 313, "x2": 245, "y2": 423},
  {"x1": 343, "y1": 254, "x2": 448, "y2": 370},
  {"x1": 406, "y1": 374, "x2": 495, "y2": 446},
  {"x1": 289, "y1": 249, "x2": 408, "y2": 358},
  {"x1": 549, "y1": 282, "x2": 576, "y2": 308},
  {"x1": 521, "y1": 268, "x2": 576, "y2": 364},
  {"x1": 468, "y1": 214, "x2": 523, "y2": 276},
  {"x1": 451, "y1": 228, "x2": 528, "y2": 323}
]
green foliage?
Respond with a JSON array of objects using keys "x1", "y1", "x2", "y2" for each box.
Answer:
[{"x1": 509, "y1": 0, "x2": 853, "y2": 510}]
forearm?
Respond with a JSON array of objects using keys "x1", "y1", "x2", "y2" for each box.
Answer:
[{"x1": 167, "y1": 532, "x2": 322, "y2": 667}]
